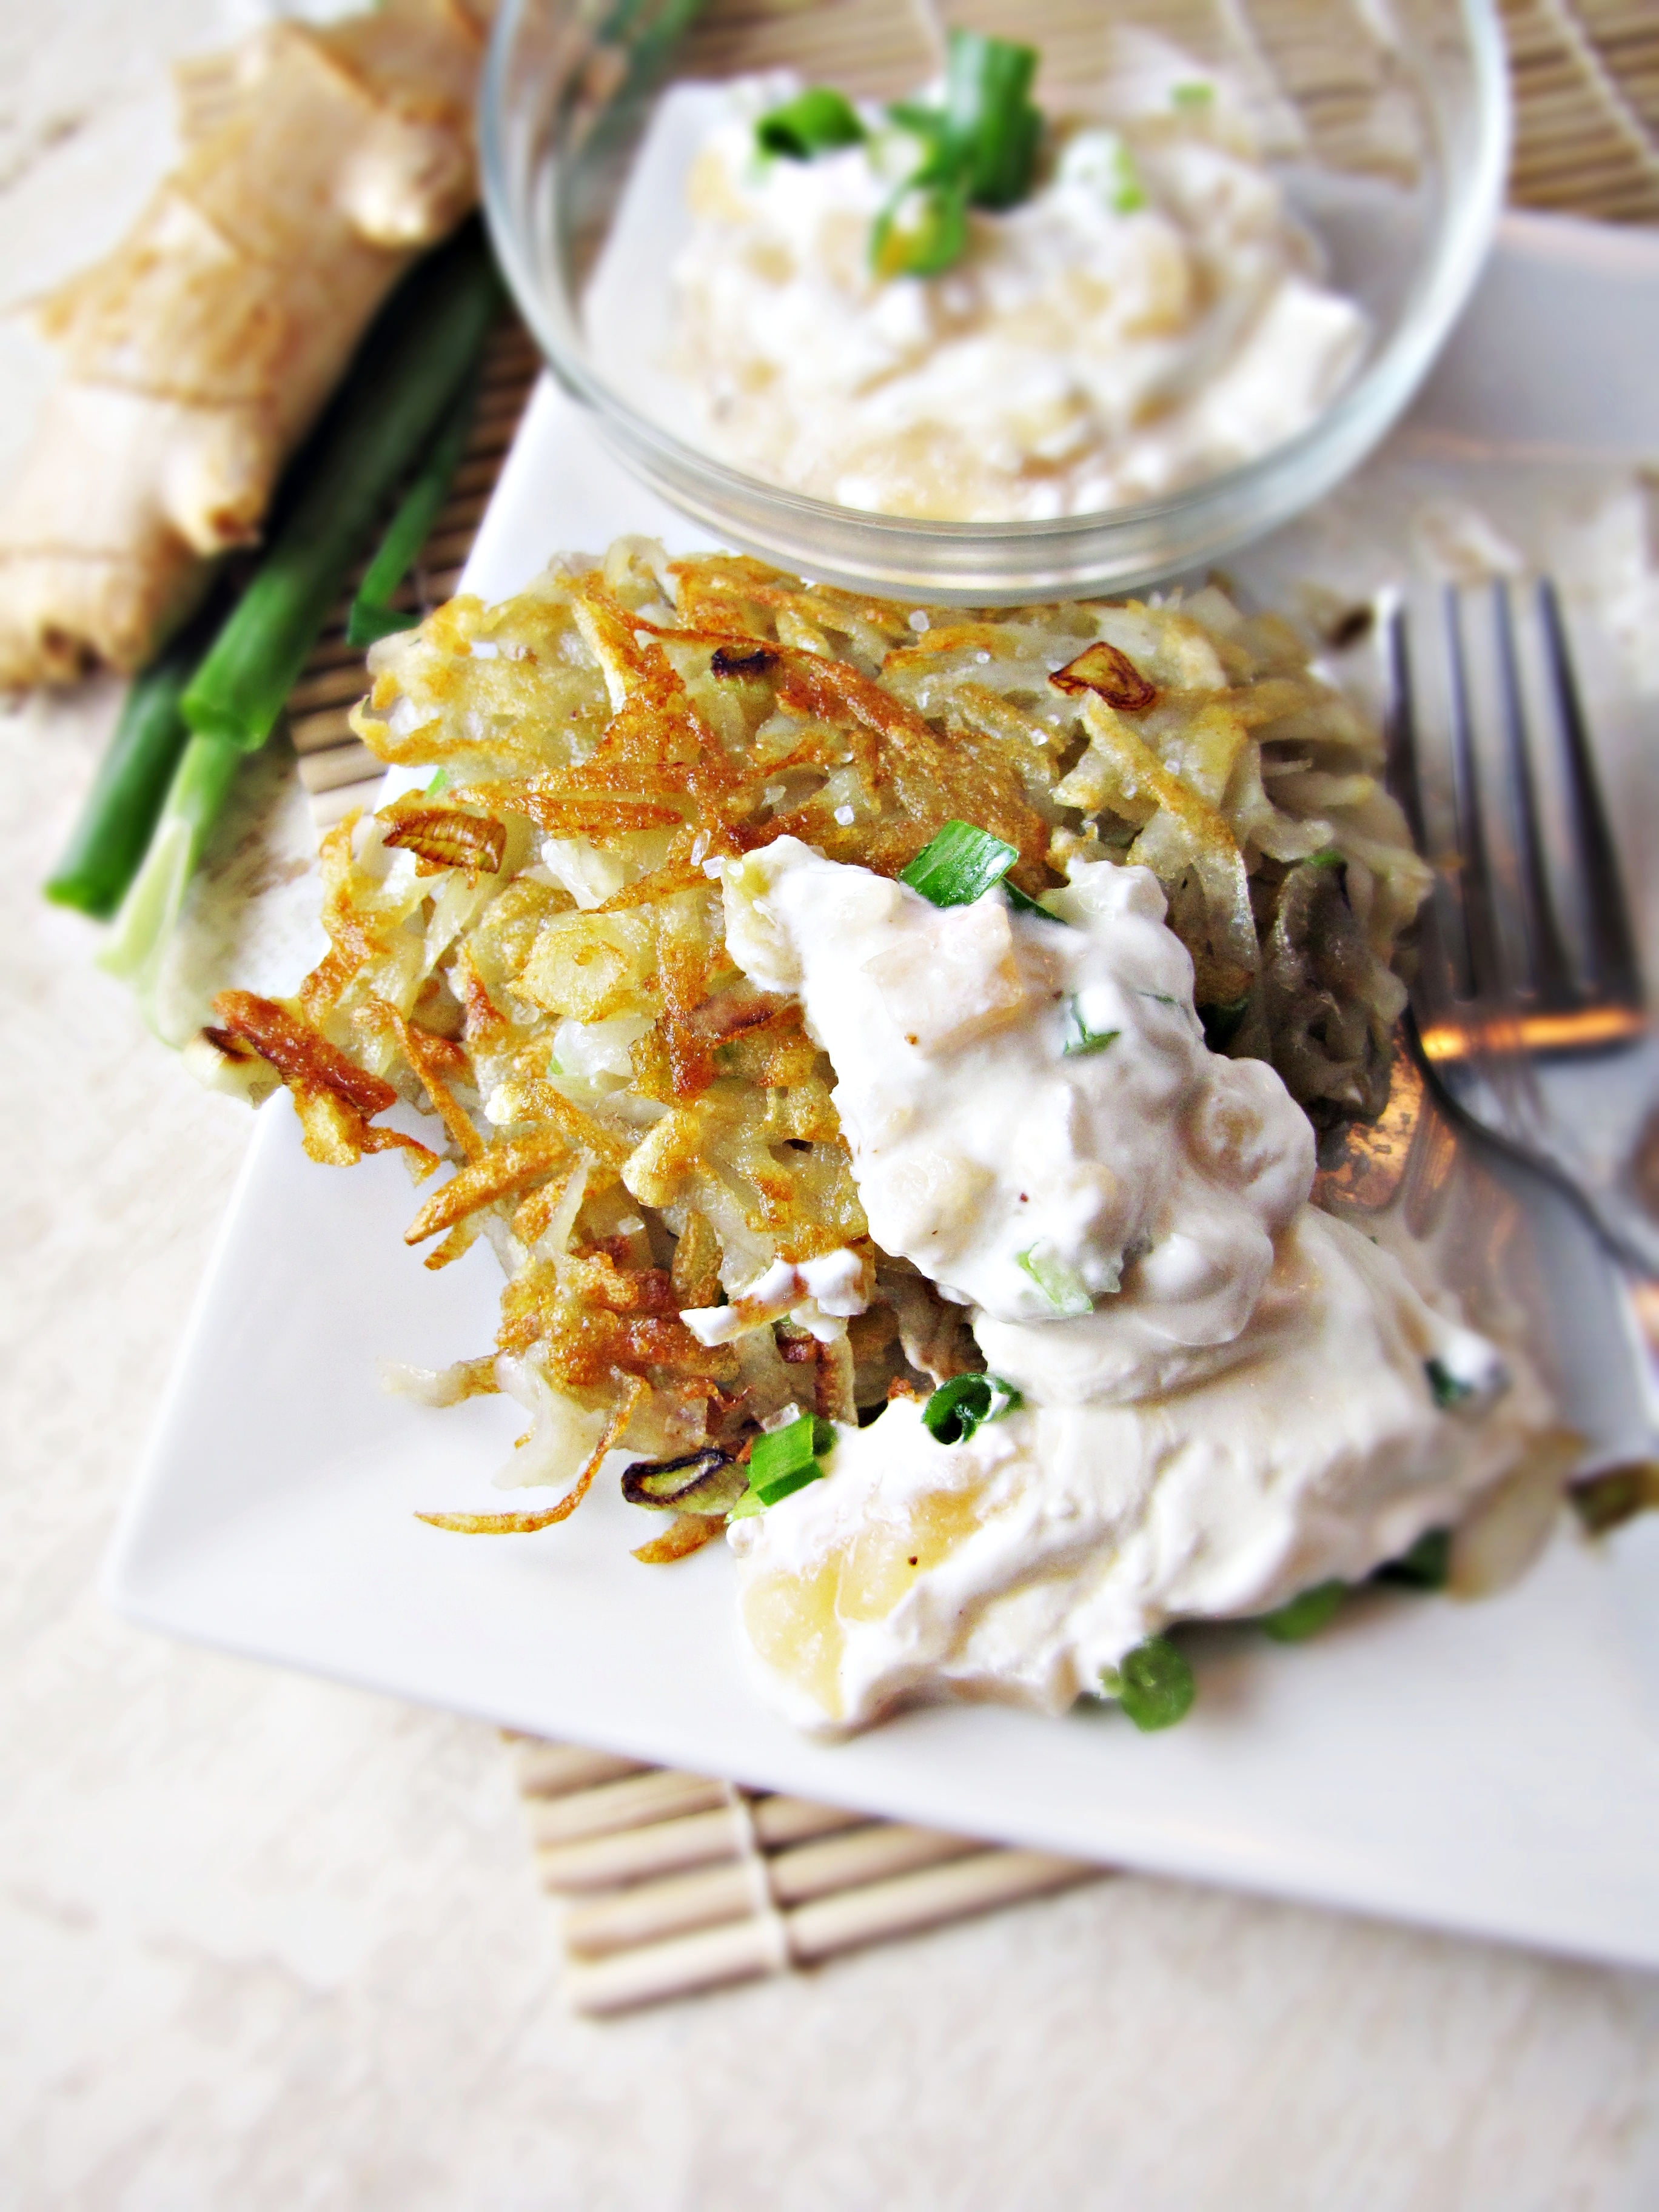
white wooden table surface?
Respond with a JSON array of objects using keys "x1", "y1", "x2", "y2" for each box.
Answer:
[{"x1": 2, "y1": 6, "x2": 1656, "y2": 2205}]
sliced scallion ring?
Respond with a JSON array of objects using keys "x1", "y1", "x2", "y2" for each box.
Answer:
[
  {"x1": 737, "y1": 1410, "x2": 837, "y2": 1512},
  {"x1": 899, "y1": 819, "x2": 1066, "y2": 919},
  {"x1": 1109, "y1": 141, "x2": 1148, "y2": 214},
  {"x1": 871, "y1": 176, "x2": 969, "y2": 279},
  {"x1": 900, "y1": 819, "x2": 1019, "y2": 906},
  {"x1": 1372, "y1": 1528, "x2": 1452, "y2": 1588},
  {"x1": 1016, "y1": 1245, "x2": 1094, "y2": 1318},
  {"x1": 1256, "y1": 1580, "x2": 1346, "y2": 1643},
  {"x1": 1101, "y1": 1637, "x2": 1195, "y2": 1731},
  {"x1": 941, "y1": 28, "x2": 1042, "y2": 212},
  {"x1": 756, "y1": 86, "x2": 868, "y2": 162},
  {"x1": 1004, "y1": 880, "x2": 1068, "y2": 924},
  {"x1": 1425, "y1": 1358, "x2": 1475, "y2": 1410},
  {"x1": 922, "y1": 1372, "x2": 1022, "y2": 1446},
  {"x1": 1061, "y1": 1000, "x2": 1119, "y2": 1057}
]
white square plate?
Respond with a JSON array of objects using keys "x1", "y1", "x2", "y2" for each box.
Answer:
[{"x1": 109, "y1": 213, "x2": 1659, "y2": 1968}]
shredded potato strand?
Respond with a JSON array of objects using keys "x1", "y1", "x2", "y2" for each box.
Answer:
[{"x1": 416, "y1": 1374, "x2": 647, "y2": 1534}]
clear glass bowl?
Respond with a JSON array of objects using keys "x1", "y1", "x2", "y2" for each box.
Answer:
[{"x1": 481, "y1": 0, "x2": 1510, "y2": 603}]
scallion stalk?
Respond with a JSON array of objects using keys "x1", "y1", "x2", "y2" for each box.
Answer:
[
  {"x1": 346, "y1": 368, "x2": 481, "y2": 648},
  {"x1": 43, "y1": 600, "x2": 220, "y2": 919},
  {"x1": 1004, "y1": 880, "x2": 1067, "y2": 920},
  {"x1": 183, "y1": 223, "x2": 500, "y2": 749},
  {"x1": 96, "y1": 224, "x2": 500, "y2": 1008},
  {"x1": 870, "y1": 30, "x2": 1042, "y2": 279},
  {"x1": 97, "y1": 732, "x2": 244, "y2": 994}
]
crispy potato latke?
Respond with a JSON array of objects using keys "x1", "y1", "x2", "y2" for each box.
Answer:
[{"x1": 209, "y1": 538, "x2": 1429, "y2": 1546}]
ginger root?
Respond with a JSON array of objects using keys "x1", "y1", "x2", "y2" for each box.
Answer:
[{"x1": 0, "y1": 0, "x2": 492, "y2": 688}]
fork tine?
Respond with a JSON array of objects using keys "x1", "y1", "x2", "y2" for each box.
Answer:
[
  {"x1": 1383, "y1": 597, "x2": 1465, "y2": 1036},
  {"x1": 1382, "y1": 598, "x2": 1428, "y2": 853},
  {"x1": 1443, "y1": 585, "x2": 1507, "y2": 1005},
  {"x1": 1491, "y1": 580, "x2": 1576, "y2": 1004},
  {"x1": 1537, "y1": 579, "x2": 1644, "y2": 1010}
]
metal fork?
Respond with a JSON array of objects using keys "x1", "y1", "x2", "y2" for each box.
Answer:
[{"x1": 1384, "y1": 576, "x2": 1659, "y2": 1275}]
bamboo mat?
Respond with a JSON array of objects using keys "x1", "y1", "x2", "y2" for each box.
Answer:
[{"x1": 273, "y1": 4, "x2": 1659, "y2": 2013}]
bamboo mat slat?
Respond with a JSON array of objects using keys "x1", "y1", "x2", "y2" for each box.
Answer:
[
  {"x1": 508, "y1": 1737, "x2": 1095, "y2": 2016},
  {"x1": 1504, "y1": 0, "x2": 1659, "y2": 220},
  {"x1": 267, "y1": 6, "x2": 1658, "y2": 2011}
]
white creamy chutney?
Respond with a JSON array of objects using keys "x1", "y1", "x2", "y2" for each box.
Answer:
[
  {"x1": 724, "y1": 838, "x2": 1313, "y2": 1348},
  {"x1": 719, "y1": 839, "x2": 1538, "y2": 1735},
  {"x1": 660, "y1": 64, "x2": 1369, "y2": 521}
]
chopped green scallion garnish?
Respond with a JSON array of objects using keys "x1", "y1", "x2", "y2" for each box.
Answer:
[
  {"x1": 942, "y1": 28, "x2": 1042, "y2": 212},
  {"x1": 756, "y1": 85, "x2": 867, "y2": 161},
  {"x1": 1101, "y1": 1637, "x2": 1195, "y2": 1731},
  {"x1": 1062, "y1": 1000, "x2": 1119, "y2": 1057},
  {"x1": 1258, "y1": 1580, "x2": 1346, "y2": 1643},
  {"x1": 426, "y1": 768, "x2": 450, "y2": 795},
  {"x1": 869, "y1": 30, "x2": 1044, "y2": 279},
  {"x1": 750, "y1": 1461, "x2": 822, "y2": 1508},
  {"x1": 1003, "y1": 879, "x2": 1068, "y2": 923},
  {"x1": 1110, "y1": 141, "x2": 1147, "y2": 214},
  {"x1": 737, "y1": 1411, "x2": 837, "y2": 1512},
  {"x1": 922, "y1": 1372, "x2": 1022, "y2": 1446},
  {"x1": 1016, "y1": 1245, "x2": 1093, "y2": 1318},
  {"x1": 900, "y1": 819, "x2": 1018, "y2": 905},
  {"x1": 871, "y1": 176, "x2": 969, "y2": 279},
  {"x1": 1425, "y1": 1358, "x2": 1475, "y2": 1410},
  {"x1": 1170, "y1": 80, "x2": 1214, "y2": 109},
  {"x1": 1373, "y1": 1528, "x2": 1451, "y2": 1589},
  {"x1": 899, "y1": 819, "x2": 1068, "y2": 920}
]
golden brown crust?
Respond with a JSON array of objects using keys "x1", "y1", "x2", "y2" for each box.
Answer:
[
  {"x1": 212, "y1": 989, "x2": 399, "y2": 1118},
  {"x1": 631, "y1": 1512, "x2": 728, "y2": 1566},
  {"x1": 210, "y1": 988, "x2": 440, "y2": 1176}
]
